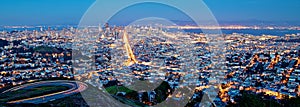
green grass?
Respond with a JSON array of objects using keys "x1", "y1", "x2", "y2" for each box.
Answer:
[
  {"x1": 104, "y1": 86, "x2": 152, "y2": 106},
  {"x1": 105, "y1": 86, "x2": 135, "y2": 95},
  {"x1": 112, "y1": 95, "x2": 149, "y2": 107},
  {"x1": 34, "y1": 46, "x2": 60, "y2": 53}
]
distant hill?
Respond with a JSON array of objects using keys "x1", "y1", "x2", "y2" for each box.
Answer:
[
  {"x1": 0, "y1": 39, "x2": 8, "y2": 47},
  {"x1": 276, "y1": 39, "x2": 300, "y2": 43},
  {"x1": 34, "y1": 46, "x2": 61, "y2": 53}
]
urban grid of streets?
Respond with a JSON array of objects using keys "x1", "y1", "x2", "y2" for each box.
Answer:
[{"x1": 0, "y1": 24, "x2": 300, "y2": 106}]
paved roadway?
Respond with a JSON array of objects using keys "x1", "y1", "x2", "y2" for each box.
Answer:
[
  {"x1": 1, "y1": 80, "x2": 88, "y2": 104},
  {"x1": 123, "y1": 31, "x2": 138, "y2": 65}
]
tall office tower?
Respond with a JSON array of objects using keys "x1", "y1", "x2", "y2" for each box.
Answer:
[
  {"x1": 98, "y1": 24, "x2": 103, "y2": 32},
  {"x1": 40, "y1": 27, "x2": 43, "y2": 32},
  {"x1": 104, "y1": 23, "x2": 110, "y2": 36}
]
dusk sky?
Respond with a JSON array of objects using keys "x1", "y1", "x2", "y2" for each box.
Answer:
[{"x1": 0, "y1": 0, "x2": 299, "y2": 25}]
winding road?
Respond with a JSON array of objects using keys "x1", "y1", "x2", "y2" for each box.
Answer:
[{"x1": 1, "y1": 80, "x2": 88, "y2": 104}]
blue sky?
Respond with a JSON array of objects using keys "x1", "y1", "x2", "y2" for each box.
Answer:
[{"x1": 0, "y1": 0, "x2": 299, "y2": 25}]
